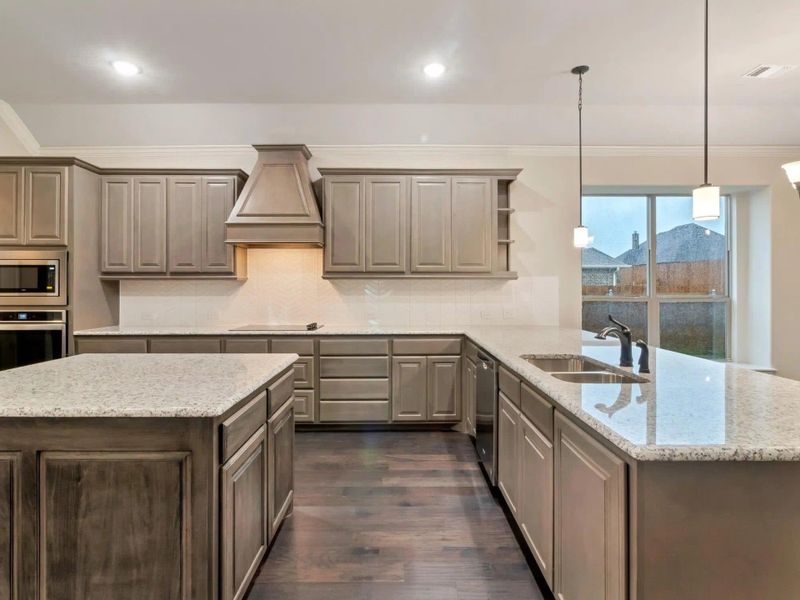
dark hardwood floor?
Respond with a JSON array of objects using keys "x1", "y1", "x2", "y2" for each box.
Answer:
[{"x1": 247, "y1": 431, "x2": 546, "y2": 600}]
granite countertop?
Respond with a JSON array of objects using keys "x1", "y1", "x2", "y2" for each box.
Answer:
[
  {"x1": 72, "y1": 324, "x2": 800, "y2": 462},
  {"x1": 0, "y1": 353, "x2": 297, "y2": 418}
]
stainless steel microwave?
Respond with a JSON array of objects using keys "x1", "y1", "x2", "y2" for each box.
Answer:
[{"x1": 0, "y1": 250, "x2": 67, "y2": 306}]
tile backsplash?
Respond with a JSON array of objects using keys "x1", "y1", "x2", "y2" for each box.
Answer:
[{"x1": 119, "y1": 249, "x2": 559, "y2": 328}]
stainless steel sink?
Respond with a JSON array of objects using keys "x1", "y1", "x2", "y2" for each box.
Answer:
[
  {"x1": 551, "y1": 372, "x2": 645, "y2": 384},
  {"x1": 521, "y1": 355, "x2": 608, "y2": 373}
]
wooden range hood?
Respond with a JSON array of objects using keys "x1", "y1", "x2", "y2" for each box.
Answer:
[{"x1": 225, "y1": 144, "x2": 324, "y2": 247}]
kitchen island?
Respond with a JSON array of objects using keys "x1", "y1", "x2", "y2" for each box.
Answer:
[
  {"x1": 73, "y1": 324, "x2": 800, "y2": 599},
  {"x1": 0, "y1": 352, "x2": 298, "y2": 600}
]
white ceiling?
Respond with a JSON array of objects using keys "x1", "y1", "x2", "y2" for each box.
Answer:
[{"x1": 1, "y1": 0, "x2": 799, "y2": 146}]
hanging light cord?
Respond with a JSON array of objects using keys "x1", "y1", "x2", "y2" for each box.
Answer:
[
  {"x1": 704, "y1": 0, "x2": 709, "y2": 185},
  {"x1": 578, "y1": 69, "x2": 584, "y2": 224}
]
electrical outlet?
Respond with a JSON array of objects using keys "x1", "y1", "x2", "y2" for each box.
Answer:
[{"x1": 480, "y1": 310, "x2": 491, "y2": 320}]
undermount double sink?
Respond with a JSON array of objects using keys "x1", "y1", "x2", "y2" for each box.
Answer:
[{"x1": 521, "y1": 355, "x2": 648, "y2": 384}]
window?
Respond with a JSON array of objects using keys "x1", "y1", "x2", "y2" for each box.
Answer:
[{"x1": 581, "y1": 194, "x2": 731, "y2": 360}]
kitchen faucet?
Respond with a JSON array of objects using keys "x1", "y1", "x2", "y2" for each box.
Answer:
[{"x1": 595, "y1": 315, "x2": 633, "y2": 367}]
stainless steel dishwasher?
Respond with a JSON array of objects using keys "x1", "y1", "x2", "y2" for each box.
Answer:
[{"x1": 475, "y1": 350, "x2": 498, "y2": 486}]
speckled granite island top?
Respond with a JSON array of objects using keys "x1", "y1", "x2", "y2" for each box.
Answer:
[
  {"x1": 74, "y1": 324, "x2": 800, "y2": 461},
  {"x1": 0, "y1": 353, "x2": 297, "y2": 417}
]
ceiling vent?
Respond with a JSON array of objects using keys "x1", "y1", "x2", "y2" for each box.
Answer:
[{"x1": 741, "y1": 64, "x2": 797, "y2": 79}]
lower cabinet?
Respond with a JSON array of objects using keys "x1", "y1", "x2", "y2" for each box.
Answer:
[
  {"x1": 497, "y1": 392, "x2": 520, "y2": 516},
  {"x1": 554, "y1": 412, "x2": 626, "y2": 600},
  {"x1": 220, "y1": 426, "x2": 268, "y2": 600},
  {"x1": 268, "y1": 399, "x2": 295, "y2": 541},
  {"x1": 293, "y1": 389, "x2": 315, "y2": 423},
  {"x1": 391, "y1": 355, "x2": 461, "y2": 422},
  {"x1": 463, "y1": 358, "x2": 477, "y2": 437}
]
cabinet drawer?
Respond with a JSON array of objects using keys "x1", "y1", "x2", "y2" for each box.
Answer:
[
  {"x1": 319, "y1": 378, "x2": 390, "y2": 400},
  {"x1": 293, "y1": 390, "x2": 315, "y2": 423},
  {"x1": 465, "y1": 340, "x2": 479, "y2": 363},
  {"x1": 149, "y1": 337, "x2": 222, "y2": 353},
  {"x1": 319, "y1": 338, "x2": 389, "y2": 356},
  {"x1": 224, "y1": 338, "x2": 270, "y2": 353},
  {"x1": 271, "y1": 338, "x2": 315, "y2": 355},
  {"x1": 220, "y1": 391, "x2": 267, "y2": 462},
  {"x1": 268, "y1": 369, "x2": 294, "y2": 417},
  {"x1": 521, "y1": 382, "x2": 554, "y2": 441},
  {"x1": 319, "y1": 400, "x2": 389, "y2": 422},
  {"x1": 393, "y1": 337, "x2": 462, "y2": 355},
  {"x1": 292, "y1": 357, "x2": 315, "y2": 389},
  {"x1": 74, "y1": 337, "x2": 147, "y2": 354},
  {"x1": 498, "y1": 365, "x2": 521, "y2": 407},
  {"x1": 319, "y1": 356, "x2": 389, "y2": 378}
]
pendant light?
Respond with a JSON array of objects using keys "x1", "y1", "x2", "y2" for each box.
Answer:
[
  {"x1": 782, "y1": 161, "x2": 800, "y2": 198},
  {"x1": 692, "y1": 0, "x2": 721, "y2": 221},
  {"x1": 572, "y1": 65, "x2": 591, "y2": 248}
]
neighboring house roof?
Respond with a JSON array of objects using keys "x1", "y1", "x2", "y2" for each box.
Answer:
[
  {"x1": 582, "y1": 247, "x2": 630, "y2": 269},
  {"x1": 616, "y1": 223, "x2": 726, "y2": 265}
]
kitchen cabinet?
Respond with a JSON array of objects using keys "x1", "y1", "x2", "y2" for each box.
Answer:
[
  {"x1": 293, "y1": 390, "x2": 315, "y2": 423},
  {"x1": 133, "y1": 176, "x2": 167, "y2": 272},
  {"x1": 221, "y1": 426, "x2": 268, "y2": 600},
  {"x1": 554, "y1": 412, "x2": 626, "y2": 600},
  {"x1": 391, "y1": 356, "x2": 428, "y2": 421},
  {"x1": 24, "y1": 167, "x2": 67, "y2": 245},
  {"x1": 168, "y1": 176, "x2": 203, "y2": 273},
  {"x1": 0, "y1": 166, "x2": 24, "y2": 244},
  {"x1": 101, "y1": 170, "x2": 245, "y2": 278},
  {"x1": 427, "y1": 355, "x2": 461, "y2": 421},
  {"x1": 497, "y1": 391, "x2": 520, "y2": 516},
  {"x1": 410, "y1": 176, "x2": 452, "y2": 272},
  {"x1": 324, "y1": 175, "x2": 365, "y2": 272},
  {"x1": 267, "y1": 398, "x2": 294, "y2": 541},
  {"x1": 451, "y1": 176, "x2": 492, "y2": 272},
  {"x1": 463, "y1": 357, "x2": 477, "y2": 437},
  {"x1": 519, "y1": 412, "x2": 554, "y2": 588},
  {"x1": 319, "y1": 168, "x2": 519, "y2": 279},
  {"x1": 0, "y1": 453, "x2": 18, "y2": 597},
  {"x1": 365, "y1": 175, "x2": 407, "y2": 272},
  {"x1": 148, "y1": 337, "x2": 222, "y2": 353}
]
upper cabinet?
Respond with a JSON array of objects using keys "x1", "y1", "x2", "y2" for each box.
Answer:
[
  {"x1": 320, "y1": 169, "x2": 519, "y2": 279},
  {"x1": 101, "y1": 171, "x2": 246, "y2": 278},
  {"x1": 0, "y1": 166, "x2": 67, "y2": 246}
]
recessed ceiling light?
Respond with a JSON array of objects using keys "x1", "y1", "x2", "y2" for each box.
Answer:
[
  {"x1": 111, "y1": 60, "x2": 141, "y2": 77},
  {"x1": 423, "y1": 63, "x2": 445, "y2": 78}
]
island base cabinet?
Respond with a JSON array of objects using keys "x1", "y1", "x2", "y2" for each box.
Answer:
[
  {"x1": 0, "y1": 454, "x2": 19, "y2": 599},
  {"x1": 554, "y1": 412, "x2": 626, "y2": 600},
  {"x1": 268, "y1": 400, "x2": 294, "y2": 542},
  {"x1": 221, "y1": 426, "x2": 268, "y2": 600},
  {"x1": 497, "y1": 392, "x2": 520, "y2": 516}
]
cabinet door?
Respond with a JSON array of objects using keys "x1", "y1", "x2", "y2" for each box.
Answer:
[
  {"x1": 497, "y1": 392, "x2": 520, "y2": 516},
  {"x1": 0, "y1": 454, "x2": 19, "y2": 599},
  {"x1": 519, "y1": 413, "x2": 554, "y2": 589},
  {"x1": 293, "y1": 389, "x2": 315, "y2": 423},
  {"x1": 365, "y1": 175, "x2": 407, "y2": 272},
  {"x1": 168, "y1": 177, "x2": 202, "y2": 272},
  {"x1": 451, "y1": 176, "x2": 492, "y2": 272},
  {"x1": 132, "y1": 176, "x2": 167, "y2": 272},
  {"x1": 324, "y1": 176, "x2": 365, "y2": 272},
  {"x1": 554, "y1": 413, "x2": 626, "y2": 600},
  {"x1": 410, "y1": 176, "x2": 451, "y2": 272},
  {"x1": 221, "y1": 426, "x2": 268, "y2": 600},
  {"x1": 0, "y1": 167, "x2": 23, "y2": 245},
  {"x1": 464, "y1": 359, "x2": 477, "y2": 437},
  {"x1": 470, "y1": 359, "x2": 478, "y2": 436},
  {"x1": 24, "y1": 166, "x2": 67, "y2": 245},
  {"x1": 391, "y1": 356, "x2": 427, "y2": 422},
  {"x1": 101, "y1": 177, "x2": 134, "y2": 272},
  {"x1": 268, "y1": 399, "x2": 294, "y2": 541},
  {"x1": 427, "y1": 355, "x2": 461, "y2": 421},
  {"x1": 202, "y1": 176, "x2": 235, "y2": 273}
]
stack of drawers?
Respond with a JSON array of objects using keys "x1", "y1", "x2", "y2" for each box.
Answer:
[
  {"x1": 318, "y1": 338, "x2": 390, "y2": 422},
  {"x1": 270, "y1": 338, "x2": 316, "y2": 422}
]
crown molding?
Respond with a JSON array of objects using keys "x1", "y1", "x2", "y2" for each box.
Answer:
[{"x1": 0, "y1": 101, "x2": 41, "y2": 155}]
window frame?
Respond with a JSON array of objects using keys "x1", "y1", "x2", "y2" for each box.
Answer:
[{"x1": 582, "y1": 193, "x2": 732, "y2": 359}]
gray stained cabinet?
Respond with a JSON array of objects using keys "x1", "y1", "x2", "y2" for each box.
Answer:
[
  {"x1": 221, "y1": 426, "x2": 268, "y2": 600},
  {"x1": 497, "y1": 392, "x2": 521, "y2": 516},
  {"x1": 410, "y1": 176, "x2": 452, "y2": 272},
  {"x1": 390, "y1": 355, "x2": 462, "y2": 422},
  {"x1": 554, "y1": 412, "x2": 626, "y2": 600},
  {"x1": 320, "y1": 169, "x2": 520, "y2": 279},
  {"x1": 268, "y1": 399, "x2": 294, "y2": 541},
  {"x1": 0, "y1": 454, "x2": 18, "y2": 599},
  {"x1": 0, "y1": 166, "x2": 66, "y2": 246},
  {"x1": 463, "y1": 358, "x2": 477, "y2": 437},
  {"x1": 101, "y1": 173, "x2": 239, "y2": 277}
]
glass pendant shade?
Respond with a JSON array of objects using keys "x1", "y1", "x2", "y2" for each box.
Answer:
[
  {"x1": 782, "y1": 161, "x2": 800, "y2": 188},
  {"x1": 573, "y1": 226, "x2": 590, "y2": 248},
  {"x1": 692, "y1": 184, "x2": 720, "y2": 221}
]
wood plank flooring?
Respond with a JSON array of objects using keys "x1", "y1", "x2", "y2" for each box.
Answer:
[{"x1": 246, "y1": 431, "x2": 547, "y2": 600}]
